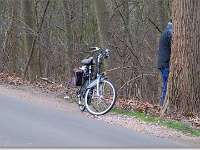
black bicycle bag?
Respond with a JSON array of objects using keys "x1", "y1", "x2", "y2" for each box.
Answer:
[{"x1": 72, "y1": 68, "x2": 83, "y2": 86}]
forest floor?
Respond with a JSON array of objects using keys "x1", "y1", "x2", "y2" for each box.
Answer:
[{"x1": 0, "y1": 72, "x2": 200, "y2": 147}]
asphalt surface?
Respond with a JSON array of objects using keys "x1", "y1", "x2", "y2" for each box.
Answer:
[{"x1": 0, "y1": 94, "x2": 192, "y2": 148}]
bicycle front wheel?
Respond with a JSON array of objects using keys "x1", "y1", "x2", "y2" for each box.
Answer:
[{"x1": 84, "y1": 79, "x2": 117, "y2": 115}]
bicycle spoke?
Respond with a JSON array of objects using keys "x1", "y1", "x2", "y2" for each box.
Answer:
[{"x1": 85, "y1": 79, "x2": 117, "y2": 115}]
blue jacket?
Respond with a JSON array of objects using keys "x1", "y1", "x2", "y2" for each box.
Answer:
[{"x1": 157, "y1": 22, "x2": 172, "y2": 69}]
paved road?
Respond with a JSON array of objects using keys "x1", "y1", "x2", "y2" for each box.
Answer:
[{"x1": 0, "y1": 94, "x2": 192, "y2": 148}]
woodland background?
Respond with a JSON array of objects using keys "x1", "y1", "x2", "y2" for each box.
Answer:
[{"x1": 0, "y1": 0, "x2": 172, "y2": 106}]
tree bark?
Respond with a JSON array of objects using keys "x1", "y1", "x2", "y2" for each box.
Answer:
[
  {"x1": 61, "y1": 0, "x2": 72, "y2": 81},
  {"x1": 162, "y1": 0, "x2": 200, "y2": 117},
  {"x1": 11, "y1": 0, "x2": 19, "y2": 75},
  {"x1": 22, "y1": 0, "x2": 40, "y2": 80},
  {"x1": 93, "y1": 0, "x2": 113, "y2": 73}
]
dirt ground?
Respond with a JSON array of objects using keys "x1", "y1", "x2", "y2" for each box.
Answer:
[{"x1": 0, "y1": 83, "x2": 200, "y2": 147}]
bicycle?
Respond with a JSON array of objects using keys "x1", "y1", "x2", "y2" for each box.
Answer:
[{"x1": 72, "y1": 47, "x2": 117, "y2": 115}]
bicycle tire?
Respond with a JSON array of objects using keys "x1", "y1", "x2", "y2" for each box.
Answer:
[
  {"x1": 77, "y1": 92, "x2": 85, "y2": 111},
  {"x1": 77, "y1": 79, "x2": 89, "y2": 111},
  {"x1": 78, "y1": 104, "x2": 85, "y2": 111},
  {"x1": 84, "y1": 79, "x2": 117, "y2": 115},
  {"x1": 78, "y1": 98, "x2": 85, "y2": 111}
]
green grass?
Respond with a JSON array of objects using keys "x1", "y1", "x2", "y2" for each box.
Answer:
[{"x1": 111, "y1": 108, "x2": 200, "y2": 136}]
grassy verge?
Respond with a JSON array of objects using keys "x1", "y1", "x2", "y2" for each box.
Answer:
[{"x1": 112, "y1": 108, "x2": 200, "y2": 136}]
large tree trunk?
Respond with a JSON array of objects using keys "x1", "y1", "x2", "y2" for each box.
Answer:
[
  {"x1": 22, "y1": 0, "x2": 40, "y2": 80},
  {"x1": 11, "y1": 0, "x2": 20, "y2": 75},
  {"x1": 62, "y1": 0, "x2": 72, "y2": 81},
  {"x1": 93, "y1": 0, "x2": 113, "y2": 74},
  {"x1": 163, "y1": 0, "x2": 200, "y2": 117}
]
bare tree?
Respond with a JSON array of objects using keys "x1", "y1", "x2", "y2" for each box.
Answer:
[
  {"x1": 0, "y1": 0, "x2": 20, "y2": 74},
  {"x1": 0, "y1": 0, "x2": 173, "y2": 106},
  {"x1": 61, "y1": 0, "x2": 73, "y2": 81},
  {"x1": 22, "y1": 0, "x2": 40, "y2": 80},
  {"x1": 93, "y1": 0, "x2": 113, "y2": 73}
]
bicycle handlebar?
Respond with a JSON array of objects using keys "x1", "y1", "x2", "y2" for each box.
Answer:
[
  {"x1": 104, "y1": 49, "x2": 109, "y2": 58},
  {"x1": 89, "y1": 47, "x2": 110, "y2": 59},
  {"x1": 89, "y1": 47, "x2": 101, "y2": 51}
]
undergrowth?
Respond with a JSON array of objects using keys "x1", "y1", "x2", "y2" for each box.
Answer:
[{"x1": 112, "y1": 108, "x2": 200, "y2": 136}]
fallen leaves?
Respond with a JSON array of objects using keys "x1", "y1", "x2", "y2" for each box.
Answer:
[
  {"x1": 0, "y1": 72, "x2": 199, "y2": 129},
  {"x1": 115, "y1": 98, "x2": 162, "y2": 117}
]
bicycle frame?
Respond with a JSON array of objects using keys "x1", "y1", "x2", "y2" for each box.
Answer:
[
  {"x1": 84, "y1": 48, "x2": 109, "y2": 96},
  {"x1": 76, "y1": 47, "x2": 116, "y2": 115},
  {"x1": 86, "y1": 73, "x2": 107, "y2": 97}
]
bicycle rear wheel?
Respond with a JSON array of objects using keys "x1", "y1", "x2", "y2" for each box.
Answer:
[{"x1": 84, "y1": 79, "x2": 117, "y2": 115}]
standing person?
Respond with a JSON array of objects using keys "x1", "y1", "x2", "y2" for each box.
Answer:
[{"x1": 157, "y1": 21, "x2": 172, "y2": 106}]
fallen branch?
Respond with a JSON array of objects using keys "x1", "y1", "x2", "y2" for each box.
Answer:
[
  {"x1": 118, "y1": 73, "x2": 156, "y2": 91},
  {"x1": 40, "y1": 77, "x2": 55, "y2": 84}
]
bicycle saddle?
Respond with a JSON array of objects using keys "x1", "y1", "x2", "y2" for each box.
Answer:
[{"x1": 81, "y1": 57, "x2": 95, "y2": 65}]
